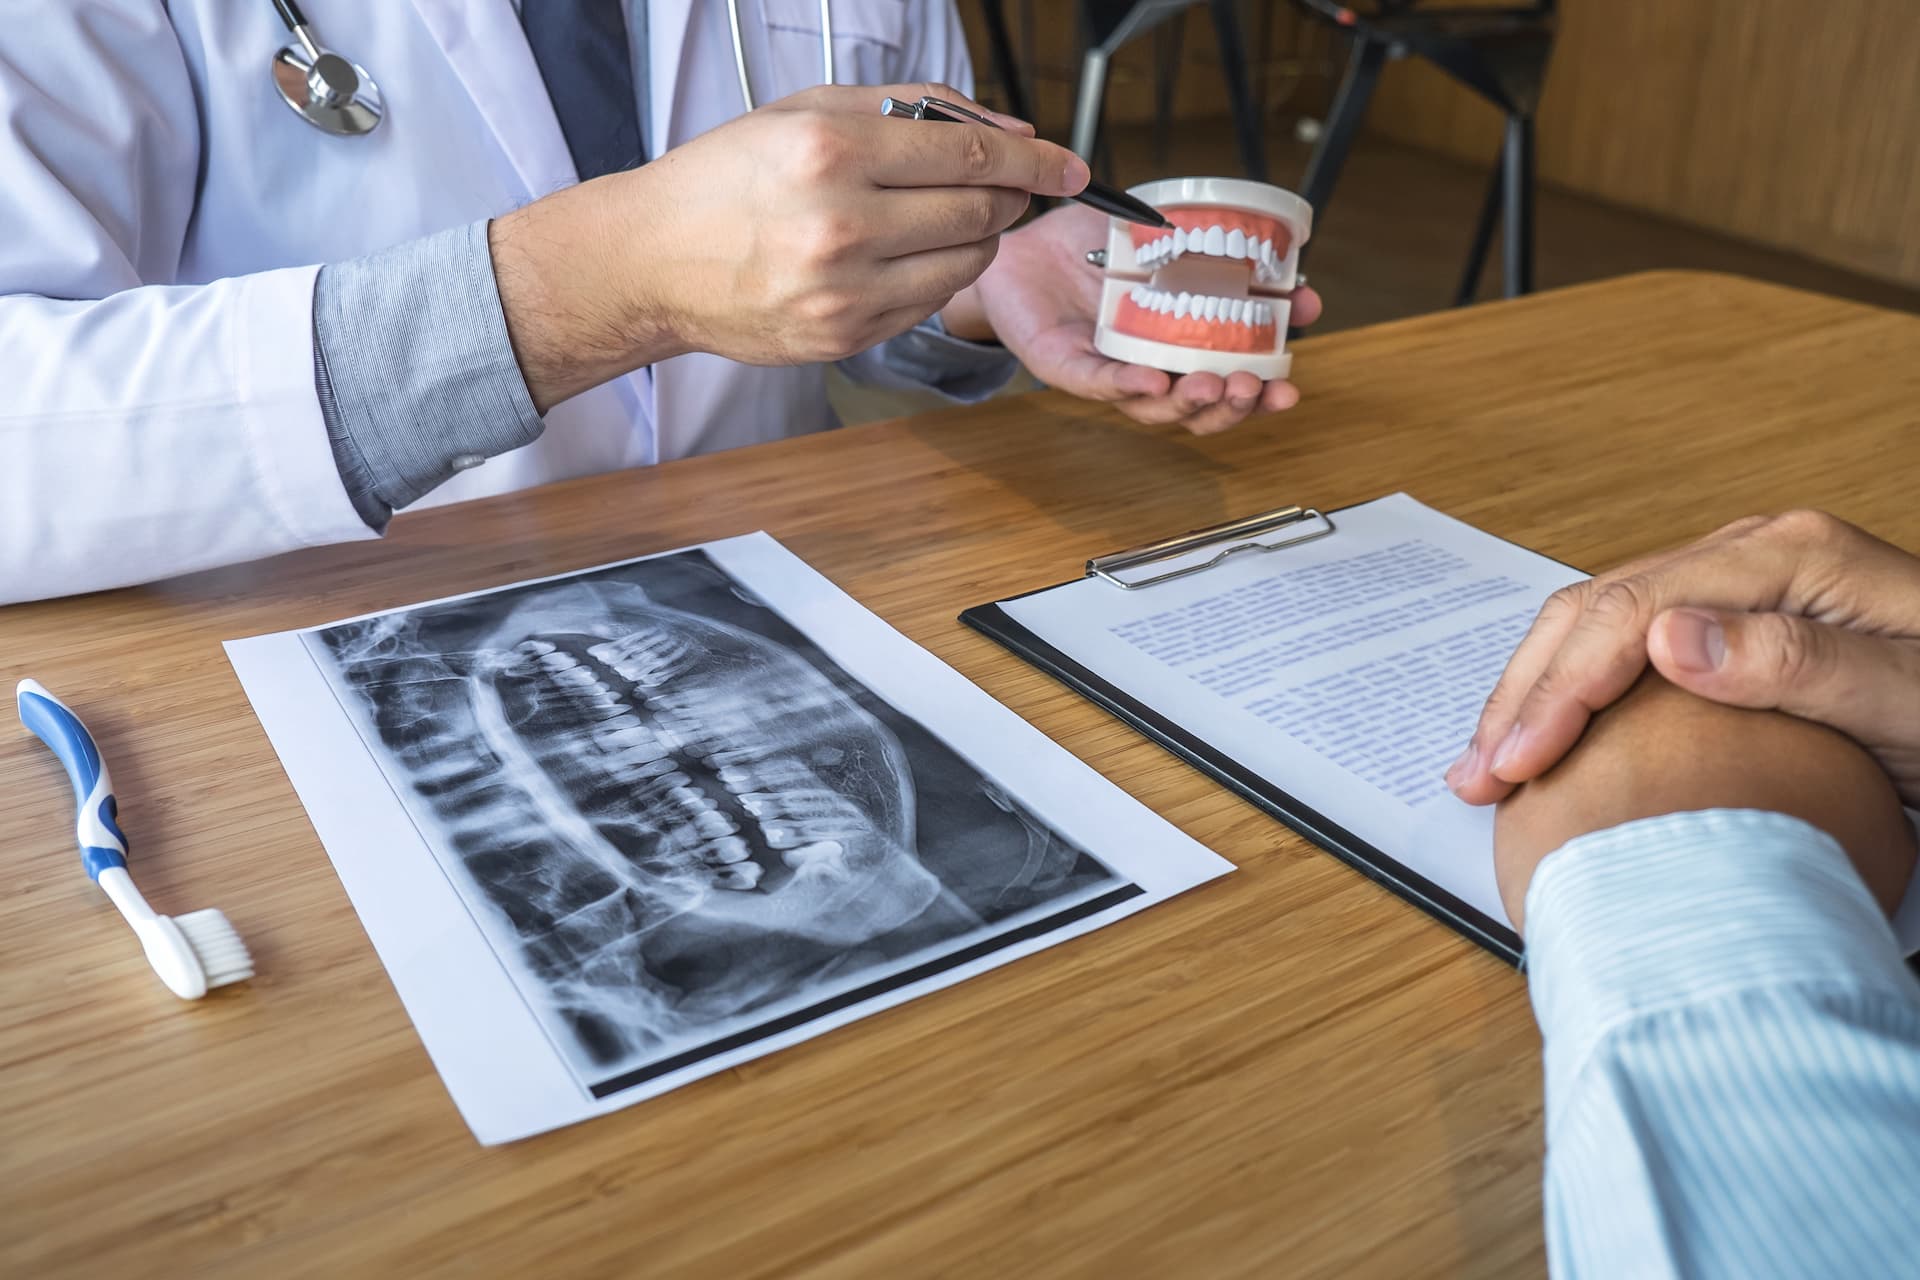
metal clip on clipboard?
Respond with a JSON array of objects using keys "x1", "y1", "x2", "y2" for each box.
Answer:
[{"x1": 1086, "y1": 506, "x2": 1337, "y2": 590}]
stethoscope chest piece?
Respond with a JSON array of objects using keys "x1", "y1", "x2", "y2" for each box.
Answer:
[
  {"x1": 273, "y1": 39, "x2": 382, "y2": 136},
  {"x1": 268, "y1": 0, "x2": 382, "y2": 137}
]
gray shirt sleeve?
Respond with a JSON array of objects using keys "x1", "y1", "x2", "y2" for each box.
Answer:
[
  {"x1": 842, "y1": 312, "x2": 1021, "y2": 404},
  {"x1": 314, "y1": 219, "x2": 544, "y2": 530}
]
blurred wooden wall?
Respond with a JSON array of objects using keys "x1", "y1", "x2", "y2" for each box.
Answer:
[
  {"x1": 1365, "y1": 0, "x2": 1920, "y2": 288},
  {"x1": 961, "y1": 1, "x2": 1920, "y2": 289}
]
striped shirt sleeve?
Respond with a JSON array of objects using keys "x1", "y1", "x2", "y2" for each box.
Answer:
[
  {"x1": 839, "y1": 313, "x2": 1022, "y2": 404},
  {"x1": 1523, "y1": 809, "x2": 1920, "y2": 1279},
  {"x1": 313, "y1": 220, "x2": 545, "y2": 530}
]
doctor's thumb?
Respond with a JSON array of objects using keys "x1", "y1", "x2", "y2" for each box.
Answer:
[{"x1": 1648, "y1": 607, "x2": 1920, "y2": 755}]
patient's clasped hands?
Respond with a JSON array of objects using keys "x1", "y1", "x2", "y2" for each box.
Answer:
[{"x1": 1448, "y1": 509, "x2": 1920, "y2": 926}]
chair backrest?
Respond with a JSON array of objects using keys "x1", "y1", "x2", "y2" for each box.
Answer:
[{"x1": 1079, "y1": 0, "x2": 1206, "y2": 49}]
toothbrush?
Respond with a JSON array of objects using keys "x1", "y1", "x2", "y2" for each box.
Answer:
[{"x1": 16, "y1": 679, "x2": 253, "y2": 999}]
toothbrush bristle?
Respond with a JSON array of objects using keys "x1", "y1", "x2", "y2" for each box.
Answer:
[{"x1": 173, "y1": 909, "x2": 255, "y2": 988}]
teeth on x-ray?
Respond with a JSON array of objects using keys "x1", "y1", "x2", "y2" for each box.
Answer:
[{"x1": 311, "y1": 551, "x2": 1122, "y2": 1090}]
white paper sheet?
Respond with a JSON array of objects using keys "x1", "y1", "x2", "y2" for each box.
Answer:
[
  {"x1": 1001, "y1": 493, "x2": 1920, "y2": 952},
  {"x1": 226, "y1": 533, "x2": 1230, "y2": 1143}
]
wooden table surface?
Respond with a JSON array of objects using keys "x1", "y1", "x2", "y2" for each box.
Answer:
[{"x1": 5, "y1": 272, "x2": 1917, "y2": 1279}]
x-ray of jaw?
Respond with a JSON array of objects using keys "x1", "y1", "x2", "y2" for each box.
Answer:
[{"x1": 309, "y1": 552, "x2": 1122, "y2": 1093}]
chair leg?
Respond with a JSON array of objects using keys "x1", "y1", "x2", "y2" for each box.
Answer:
[
  {"x1": 1455, "y1": 158, "x2": 1502, "y2": 306},
  {"x1": 1070, "y1": 46, "x2": 1112, "y2": 165},
  {"x1": 1018, "y1": 0, "x2": 1038, "y2": 119},
  {"x1": 1208, "y1": 0, "x2": 1267, "y2": 180},
  {"x1": 1299, "y1": 34, "x2": 1386, "y2": 220},
  {"x1": 976, "y1": 0, "x2": 1032, "y2": 124},
  {"x1": 1501, "y1": 113, "x2": 1535, "y2": 297},
  {"x1": 1252, "y1": 0, "x2": 1274, "y2": 117},
  {"x1": 1152, "y1": 10, "x2": 1188, "y2": 171}
]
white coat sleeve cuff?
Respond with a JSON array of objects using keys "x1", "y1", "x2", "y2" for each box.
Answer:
[
  {"x1": 236, "y1": 264, "x2": 380, "y2": 550},
  {"x1": 1523, "y1": 808, "x2": 1918, "y2": 1134}
]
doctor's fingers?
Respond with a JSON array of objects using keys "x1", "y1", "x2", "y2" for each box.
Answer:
[
  {"x1": 873, "y1": 186, "x2": 1031, "y2": 256},
  {"x1": 872, "y1": 238, "x2": 1003, "y2": 318},
  {"x1": 861, "y1": 118, "x2": 1089, "y2": 198},
  {"x1": 1158, "y1": 372, "x2": 1296, "y2": 434},
  {"x1": 1289, "y1": 286, "x2": 1324, "y2": 329},
  {"x1": 1110, "y1": 373, "x2": 1234, "y2": 427}
]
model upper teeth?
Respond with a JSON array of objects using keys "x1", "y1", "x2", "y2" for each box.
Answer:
[{"x1": 1133, "y1": 223, "x2": 1283, "y2": 279}]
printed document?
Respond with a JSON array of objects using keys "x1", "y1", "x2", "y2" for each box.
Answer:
[{"x1": 1000, "y1": 494, "x2": 1920, "y2": 949}]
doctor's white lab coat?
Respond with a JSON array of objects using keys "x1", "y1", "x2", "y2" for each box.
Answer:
[{"x1": 0, "y1": 1, "x2": 972, "y2": 603}]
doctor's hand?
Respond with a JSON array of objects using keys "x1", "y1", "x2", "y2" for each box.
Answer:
[
  {"x1": 1448, "y1": 510, "x2": 1920, "y2": 811},
  {"x1": 940, "y1": 203, "x2": 1323, "y2": 435},
  {"x1": 489, "y1": 83, "x2": 1088, "y2": 412}
]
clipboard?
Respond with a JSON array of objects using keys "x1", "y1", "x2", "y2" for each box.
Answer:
[{"x1": 961, "y1": 502, "x2": 1527, "y2": 966}]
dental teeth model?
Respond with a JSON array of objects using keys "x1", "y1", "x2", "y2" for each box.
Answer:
[{"x1": 1092, "y1": 176, "x2": 1313, "y2": 381}]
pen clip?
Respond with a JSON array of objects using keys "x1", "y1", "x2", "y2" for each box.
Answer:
[
  {"x1": 918, "y1": 96, "x2": 999, "y2": 129},
  {"x1": 879, "y1": 95, "x2": 1003, "y2": 130}
]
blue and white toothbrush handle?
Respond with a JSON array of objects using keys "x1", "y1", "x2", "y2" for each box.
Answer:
[
  {"x1": 15, "y1": 677, "x2": 246, "y2": 999},
  {"x1": 15, "y1": 678, "x2": 130, "y2": 881}
]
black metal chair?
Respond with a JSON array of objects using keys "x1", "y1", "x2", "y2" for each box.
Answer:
[
  {"x1": 1068, "y1": 0, "x2": 1270, "y2": 182},
  {"x1": 1294, "y1": 0, "x2": 1558, "y2": 301}
]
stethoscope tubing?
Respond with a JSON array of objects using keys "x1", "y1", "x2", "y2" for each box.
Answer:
[
  {"x1": 276, "y1": 0, "x2": 838, "y2": 137},
  {"x1": 726, "y1": 0, "x2": 835, "y2": 112}
]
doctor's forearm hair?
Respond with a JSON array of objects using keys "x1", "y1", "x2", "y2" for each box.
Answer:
[{"x1": 489, "y1": 183, "x2": 687, "y2": 415}]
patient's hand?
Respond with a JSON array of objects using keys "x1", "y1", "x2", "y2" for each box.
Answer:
[{"x1": 1494, "y1": 675, "x2": 1917, "y2": 933}]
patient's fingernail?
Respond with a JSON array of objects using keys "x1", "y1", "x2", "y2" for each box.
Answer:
[
  {"x1": 1445, "y1": 741, "x2": 1479, "y2": 789},
  {"x1": 1664, "y1": 608, "x2": 1726, "y2": 673},
  {"x1": 1489, "y1": 724, "x2": 1530, "y2": 777}
]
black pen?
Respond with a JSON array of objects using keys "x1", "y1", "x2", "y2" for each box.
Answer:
[{"x1": 879, "y1": 95, "x2": 1171, "y2": 230}]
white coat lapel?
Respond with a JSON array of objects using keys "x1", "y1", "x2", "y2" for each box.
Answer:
[{"x1": 408, "y1": 0, "x2": 579, "y2": 199}]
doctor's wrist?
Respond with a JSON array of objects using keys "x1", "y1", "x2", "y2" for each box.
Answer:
[
  {"x1": 487, "y1": 180, "x2": 688, "y2": 413},
  {"x1": 938, "y1": 283, "x2": 998, "y2": 344}
]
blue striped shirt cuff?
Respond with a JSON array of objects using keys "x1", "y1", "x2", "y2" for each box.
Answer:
[
  {"x1": 314, "y1": 220, "x2": 544, "y2": 529},
  {"x1": 1524, "y1": 808, "x2": 1919, "y2": 1134}
]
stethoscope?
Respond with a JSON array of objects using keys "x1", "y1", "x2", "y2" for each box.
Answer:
[
  {"x1": 271, "y1": 0, "x2": 836, "y2": 138},
  {"x1": 726, "y1": 0, "x2": 836, "y2": 110},
  {"x1": 270, "y1": 0, "x2": 383, "y2": 136}
]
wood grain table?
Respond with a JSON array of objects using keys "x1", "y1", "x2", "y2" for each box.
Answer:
[{"x1": 5, "y1": 272, "x2": 1917, "y2": 1279}]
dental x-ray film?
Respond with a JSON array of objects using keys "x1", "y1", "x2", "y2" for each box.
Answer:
[{"x1": 226, "y1": 533, "x2": 1230, "y2": 1143}]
